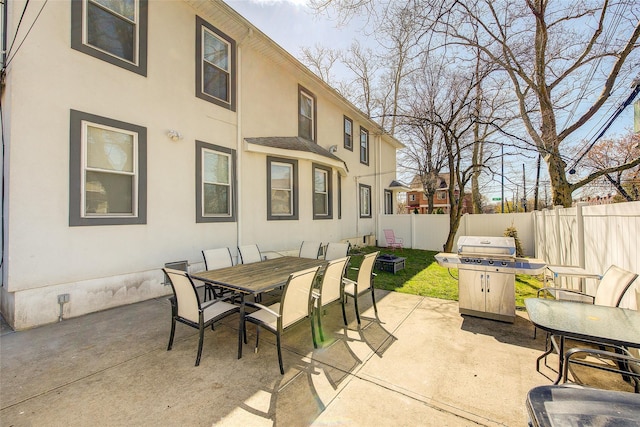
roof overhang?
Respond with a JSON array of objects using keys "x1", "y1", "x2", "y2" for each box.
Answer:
[
  {"x1": 388, "y1": 180, "x2": 411, "y2": 192},
  {"x1": 244, "y1": 137, "x2": 349, "y2": 176}
]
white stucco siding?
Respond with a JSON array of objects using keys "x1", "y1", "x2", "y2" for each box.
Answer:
[
  {"x1": 4, "y1": 1, "x2": 241, "y2": 293},
  {"x1": 1, "y1": 0, "x2": 402, "y2": 328}
]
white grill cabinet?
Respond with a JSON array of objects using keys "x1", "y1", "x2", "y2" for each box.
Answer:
[
  {"x1": 458, "y1": 267, "x2": 515, "y2": 322},
  {"x1": 435, "y1": 236, "x2": 546, "y2": 323}
]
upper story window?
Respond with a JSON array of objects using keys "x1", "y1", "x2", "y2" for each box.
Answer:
[
  {"x1": 313, "y1": 164, "x2": 333, "y2": 219},
  {"x1": 71, "y1": 0, "x2": 148, "y2": 76},
  {"x1": 344, "y1": 116, "x2": 353, "y2": 150},
  {"x1": 437, "y1": 191, "x2": 447, "y2": 200},
  {"x1": 196, "y1": 16, "x2": 236, "y2": 111},
  {"x1": 69, "y1": 110, "x2": 147, "y2": 226},
  {"x1": 359, "y1": 183, "x2": 371, "y2": 218},
  {"x1": 268, "y1": 157, "x2": 298, "y2": 220},
  {"x1": 409, "y1": 194, "x2": 416, "y2": 202},
  {"x1": 196, "y1": 141, "x2": 237, "y2": 223},
  {"x1": 360, "y1": 127, "x2": 369, "y2": 165},
  {"x1": 298, "y1": 86, "x2": 316, "y2": 142}
]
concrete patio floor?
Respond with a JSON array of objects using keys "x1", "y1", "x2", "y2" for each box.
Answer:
[{"x1": 0, "y1": 290, "x2": 631, "y2": 426}]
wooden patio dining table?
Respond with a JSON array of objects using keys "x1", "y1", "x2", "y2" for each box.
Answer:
[{"x1": 191, "y1": 256, "x2": 328, "y2": 359}]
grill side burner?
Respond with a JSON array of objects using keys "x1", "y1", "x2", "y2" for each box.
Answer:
[{"x1": 435, "y1": 236, "x2": 546, "y2": 323}]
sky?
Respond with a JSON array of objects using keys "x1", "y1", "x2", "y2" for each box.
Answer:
[
  {"x1": 224, "y1": 0, "x2": 361, "y2": 54},
  {"x1": 224, "y1": 0, "x2": 639, "y2": 203}
]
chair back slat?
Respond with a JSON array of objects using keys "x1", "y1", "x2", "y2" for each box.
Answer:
[
  {"x1": 357, "y1": 252, "x2": 379, "y2": 292},
  {"x1": 299, "y1": 241, "x2": 322, "y2": 259},
  {"x1": 594, "y1": 265, "x2": 638, "y2": 307},
  {"x1": 238, "y1": 245, "x2": 262, "y2": 264},
  {"x1": 324, "y1": 243, "x2": 350, "y2": 261},
  {"x1": 202, "y1": 248, "x2": 233, "y2": 270},
  {"x1": 280, "y1": 267, "x2": 319, "y2": 328},
  {"x1": 164, "y1": 268, "x2": 200, "y2": 323},
  {"x1": 319, "y1": 257, "x2": 349, "y2": 305}
]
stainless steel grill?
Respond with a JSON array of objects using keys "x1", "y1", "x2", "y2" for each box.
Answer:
[{"x1": 435, "y1": 236, "x2": 546, "y2": 323}]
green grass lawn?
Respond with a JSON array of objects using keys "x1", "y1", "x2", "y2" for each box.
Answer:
[{"x1": 346, "y1": 246, "x2": 544, "y2": 308}]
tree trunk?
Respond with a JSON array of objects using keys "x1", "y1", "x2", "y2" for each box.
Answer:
[{"x1": 544, "y1": 145, "x2": 573, "y2": 207}]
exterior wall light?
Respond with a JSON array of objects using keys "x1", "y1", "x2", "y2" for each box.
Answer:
[{"x1": 167, "y1": 130, "x2": 183, "y2": 141}]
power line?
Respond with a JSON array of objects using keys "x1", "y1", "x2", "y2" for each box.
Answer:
[
  {"x1": 567, "y1": 76, "x2": 640, "y2": 174},
  {"x1": 4, "y1": 0, "x2": 49, "y2": 69}
]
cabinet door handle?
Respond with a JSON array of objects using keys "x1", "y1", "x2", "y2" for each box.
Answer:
[
  {"x1": 480, "y1": 274, "x2": 484, "y2": 292},
  {"x1": 486, "y1": 274, "x2": 490, "y2": 293}
]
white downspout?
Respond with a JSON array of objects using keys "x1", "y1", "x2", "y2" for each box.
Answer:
[
  {"x1": 375, "y1": 133, "x2": 381, "y2": 246},
  {"x1": 235, "y1": 29, "x2": 252, "y2": 259}
]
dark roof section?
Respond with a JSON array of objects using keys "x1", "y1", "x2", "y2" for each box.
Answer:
[
  {"x1": 245, "y1": 137, "x2": 348, "y2": 173},
  {"x1": 388, "y1": 180, "x2": 411, "y2": 191}
]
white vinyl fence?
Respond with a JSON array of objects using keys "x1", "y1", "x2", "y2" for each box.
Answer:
[
  {"x1": 378, "y1": 201, "x2": 640, "y2": 302},
  {"x1": 378, "y1": 211, "x2": 537, "y2": 255}
]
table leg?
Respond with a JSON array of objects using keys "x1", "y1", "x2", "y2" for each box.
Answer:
[
  {"x1": 554, "y1": 335, "x2": 565, "y2": 385},
  {"x1": 238, "y1": 294, "x2": 245, "y2": 359}
]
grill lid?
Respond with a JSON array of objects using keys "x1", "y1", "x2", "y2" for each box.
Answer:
[{"x1": 457, "y1": 236, "x2": 516, "y2": 258}]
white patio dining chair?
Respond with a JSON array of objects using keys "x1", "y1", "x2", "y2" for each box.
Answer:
[
  {"x1": 536, "y1": 265, "x2": 638, "y2": 371},
  {"x1": 324, "y1": 242, "x2": 350, "y2": 261},
  {"x1": 244, "y1": 266, "x2": 320, "y2": 374},
  {"x1": 163, "y1": 268, "x2": 240, "y2": 366},
  {"x1": 201, "y1": 248, "x2": 234, "y2": 300},
  {"x1": 238, "y1": 244, "x2": 263, "y2": 264},
  {"x1": 312, "y1": 256, "x2": 350, "y2": 344},
  {"x1": 537, "y1": 265, "x2": 638, "y2": 306},
  {"x1": 561, "y1": 283, "x2": 640, "y2": 392},
  {"x1": 342, "y1": 251, "x2": 380, "y2": 325},
  {"x1": 299, "y1": 241, "x2": 322, "y2": 259}
]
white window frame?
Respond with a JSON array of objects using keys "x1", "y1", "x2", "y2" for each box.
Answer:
[
  {"x1": 384, "y1": 190, "x2": 393, "y2": 214},
  {"x1": 84, "y1": 0, "x2": 139, "y2": 64},
  {"x1": 202, "y1": 149, "x2": 231, "y2": 217},
  {"x1": 70, "y1": 109, "x2": 147, "y2": 226},
  {"x1": 298, "y1": 86, "x2": 316, "y2": 141},
  {"x1": 344, "y1": 116, "x2": 353, "y2": 150},
  {"x1": 71, "y1": 0, "x2": 147, "y2": 76},
  {"x1": 268, "y1": 157, "x2": 298, "y2": 220},
  {"x1": 313, "y1": 164, "x2": 333, "y2": 219},
  {"x1": 81, "y1": 121, "x2": 138, "y2": 218},
  {"x1": 196, "y1": 16, "x2": 236, "y2": 111},
  {"x1": 201, "y1": 27, "x2": 231, "y2": 104},
  {"x1": 359, "y1": 183, "x2": 371, "y2": 218},
  {"x1": 360, "y1": 127, "x2": 369, "y2": 165}
]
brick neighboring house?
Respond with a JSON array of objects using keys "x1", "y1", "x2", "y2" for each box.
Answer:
[{"x1": 406, "y1": 174, "x2": 472, "y2": 214}]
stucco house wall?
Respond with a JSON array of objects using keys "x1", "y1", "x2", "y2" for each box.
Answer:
[{"x1": 0, "y1": 0, "x2": 402, "y2": 329}]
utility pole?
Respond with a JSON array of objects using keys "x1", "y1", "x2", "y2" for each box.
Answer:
[
  {"x1": 534, "y1": 155, "x2": 541, "y2": 210},
  {"x1": 522, "y1": 163, "x2": 527, "y2": 212},
  {"x1": 501, "y1": 144, "x2": 505, "y2": 213}
]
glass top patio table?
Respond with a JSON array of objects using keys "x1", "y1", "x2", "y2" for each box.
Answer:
[
  {"x1": 524, "y1": 298, "x2": 640, "y2": 383},
  {"x1": 525, "y1": 298, "x2": 640, "y2": 348},
  {"x1": 526, "y1": 385, "x2": 640, "y2": 427},
  {"x1": 191, "y1": 256, "x2": 328, "y2": 359}
]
